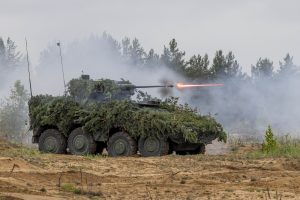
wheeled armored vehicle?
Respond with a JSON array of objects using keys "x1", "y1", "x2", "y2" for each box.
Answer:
[{"x1": 29, "y1": 75, "x2": 226, "y2": 157}]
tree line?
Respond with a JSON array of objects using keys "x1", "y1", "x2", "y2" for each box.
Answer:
[
  {"x1": 1, "y1": 34, "x2": 300, "y2": 142},
  {"x1": 2, "y1": 34, "x2": 299, "y2": 85},
  {"x1": 87, "y1": 33, "x2": 300, "y2": 82},
  {"x1": 0, "y1": 37, "x2": 22, "y2": 71}
]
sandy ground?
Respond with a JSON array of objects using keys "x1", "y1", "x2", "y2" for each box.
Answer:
[{"x1": 0, "y1": 140, "x2": 299, "y2": 200}]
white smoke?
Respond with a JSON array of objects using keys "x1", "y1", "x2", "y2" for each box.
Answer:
[
  {"x1": 1, "y1": 35, "x2": 300, "y2": 139},
  {"x1": 31, "y1": 36, "x2": 183, "y2": 97},
  {"x1": 184, "y1": 75, "x2": 300, "y2": 137}
]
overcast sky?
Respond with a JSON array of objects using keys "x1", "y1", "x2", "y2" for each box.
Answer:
[{"x1": 1, "y1": 0, "x2": 300, "y2": 73}]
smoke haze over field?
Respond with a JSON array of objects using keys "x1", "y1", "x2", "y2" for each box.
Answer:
[
  {"x1": 1, "y1": 1, "x2": 300, "y2": 139},
  {"x1": 3, "y1": 34, "x2": 298, "y2": 137},
  {"x1": 185, "y1": 77, "x2": 300, "y2": 136},
  {"x1": 31, "y1": 36, "x2": 183, "y2": 96}
]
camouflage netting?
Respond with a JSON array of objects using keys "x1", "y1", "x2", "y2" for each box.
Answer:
[
  {"x1": 28, "y1": 95, "x2": 82, "y2": 135},
  {"x1": 29, "y1": 95, "x2": 226, "y2": 143},
  {"x1": 68, "y1": 78, "x2": 131, "y2": 102}
]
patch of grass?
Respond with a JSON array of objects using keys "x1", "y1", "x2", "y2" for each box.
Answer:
[
  {"x1": 84, "y1": 153, "x2": 107, "y2": 160},
  {"x1": 61, "y1": 183, "x2": 77, "y2": 193},
  {"x1": 228, "y1": 134, "x2": 260, "y2": 152},
  {"x1": 247, "y1": 135, "x2": 300, "y2": 159},
  {"x1": 60, "y1": 183, "x2": 102, "y2": 197},
  {"x1": 228, "y1": 136, "x2": 245, "y2": 152},
  {"x1": 248, "y1": 145, "x2": 300, "y2": 159},
  {"x1": 0, "y1": 145, "x2": 40, "y2": 158}
]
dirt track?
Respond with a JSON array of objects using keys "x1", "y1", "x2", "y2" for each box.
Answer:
[{"x1": 0, "y1": 140, "x2": 299, "y2": 200}]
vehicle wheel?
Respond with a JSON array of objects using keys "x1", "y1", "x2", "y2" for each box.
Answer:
[
  {"x1": 39, "y1": 129, "x2": 67, "y2": 154},
  {"x1": 107, "y1": 132, "x2": 137, "y2": 157},
  {"x1": 68, "y1": 127, "x2": 97, "y2": 155},
  {"x1": 138, "y1": 136, "x2": 169, "y2": 157}
]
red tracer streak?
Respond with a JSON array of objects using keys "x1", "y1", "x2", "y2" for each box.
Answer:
[{"x1": 176, "y1": 83, "x2": 224, "y2": 88}]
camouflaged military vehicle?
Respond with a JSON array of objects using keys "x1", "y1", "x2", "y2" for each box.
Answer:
[{"x1": 29, "y1": 75, "x2": 226, "y2": 157}]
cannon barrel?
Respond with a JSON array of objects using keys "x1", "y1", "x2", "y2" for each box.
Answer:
[
  {"x1": 118, "y1": 84, "x2": 174, "y2": 89},
  {"x1": 134, "y1": 85, "x2": 174, "y2": 88}
]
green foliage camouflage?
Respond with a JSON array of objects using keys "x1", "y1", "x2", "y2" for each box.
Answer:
[
  {"x1": 29, "y1": 95, "x2": 226, "y2": 144},
  {"x1": 28, "y1": 95, "x2": 82, "y2": 135},
  {"x1": 68, "y1": 78, "x2": 131, "y2": 102}
]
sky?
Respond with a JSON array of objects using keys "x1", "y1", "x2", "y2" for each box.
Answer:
[{"x1": 1, "y1": 0, "x2": 300, "y2": 73}]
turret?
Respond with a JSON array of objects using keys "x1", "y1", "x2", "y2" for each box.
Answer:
[{"x1": 67, "y1": 75, "x2": 173, "y2": 103}]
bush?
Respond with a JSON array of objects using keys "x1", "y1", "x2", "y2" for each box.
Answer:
[
  {"x1": 0, "y1": 81, "x2": 29, "y2": 143},
  {"x1": 262, "y1": 125, "x2": 277, "y2": 153}
]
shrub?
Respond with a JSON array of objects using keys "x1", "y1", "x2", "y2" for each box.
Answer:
[{"x1": 262, "y1": 125, "x2": 277, "y2": 153}]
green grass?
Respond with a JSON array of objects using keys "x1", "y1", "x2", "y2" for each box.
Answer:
[
  {"x1": 84, "y1": 153, "x2": 107, "y2": 160},
  {"x1": 0, "y1": 144, "x2": 40, "y2": 158},
  {"x1": 247, "y1": 136, "x2": 300, "y2": 159},
  {"x1": 61, "y1": 183, "x2": 78, "y2": 193},
  {"x1": 60, "y1": 183, "x2": 102, "y2": 196},
  {"x1": 228, "y1": 134, "x2": 260, "y2": 152}
]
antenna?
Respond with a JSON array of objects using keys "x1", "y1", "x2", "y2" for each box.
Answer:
[
  {"x1": 57, "y1": 41, "x2": 66, "y2": 93},
  {"x1": 25, "y1": 38, "x2": 33, "y2": 98}
]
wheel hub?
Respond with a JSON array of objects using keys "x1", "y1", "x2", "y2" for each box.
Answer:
[
  {"x1": 73, "y1": 135, "x2": 86, "y2": 150},
  {"x1": 144, "y1": 137, "x2": 159, "y2": 152},
  {"x1": 44, "y1": 137, "x2": 57, "y2": 152},
  {"x1": 114, "y1": 139, "x2": 126, "y2": 154}
]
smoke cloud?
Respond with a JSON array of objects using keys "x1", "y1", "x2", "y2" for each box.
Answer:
[
  {"x1": 184, "y1": 76, "x2": 300, "y2": 137},
  {"x1": 31, "y1": 36, "x2": 183, "y2": 97},
  {"x1": 1, "y1": 34, "x2": 300, "y2": 139}
]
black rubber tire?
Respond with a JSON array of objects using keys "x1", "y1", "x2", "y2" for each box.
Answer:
[
  {"x1": 107, "y1": 132, "x2": 137, "y2": 157},
  {"x1": 67, "y1": 127, "x2": 97, "y2": 155},
  {"x1": 138, "y1": 136, "x2": 169, "y2": 157},
  {"x1": 39, "y1": 129, "x2": 67, "y2": 154}
]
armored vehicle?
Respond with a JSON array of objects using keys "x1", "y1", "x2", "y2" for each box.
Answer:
[{"x1": 29, "y1": 75, "x2": 226, "y2": 157}]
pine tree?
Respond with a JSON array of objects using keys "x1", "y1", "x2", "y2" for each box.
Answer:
[
  {"x1": 102, "y1": 32, "x2": 121, "y2": 58},
  {"x1": 251, "y1": 58, "x2": 274, "y2": 79},
  {"x1": 0, "y1": 38, "x2": 5, "y2": 66},
  {"x1": 0, "y1": 81, "x2": 29, "y2": 143},
  {"x1": 0, "y1": 37, "x2": 22, "y2": 70},
  {"x1": 185, "y1": 54, "x2": 210, "y2": 81},
  {"x1": 161, "y1": 45, "x2": 172, "y2": 67},
  {"x1": 128, "y1": 38, "x2": 145, "y2": 66},
  {"x1": 262, "y1": 125, "x2": 277, "y2": 153},
  {"x1": 122, "y1": 37, "x2": 131, "y2": 59},
  {"x1": 144, "y1": 49, "x2": 160, "y2": 68},
  {"x1": 225, "y1": 52, "x2": 243, "y2": 79},
  {"x1": 277, "y1": 54, "x2": 299, "y2": 78},
  {"x1": 210, "y1": 50, "x2": 226, "y2": 79},
  {"x1": 210, "y1": 50, "x2": 243, "y2": 80},
  {"x1": 161, "y1": 39, "x2": 186, "y2": 73}
]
